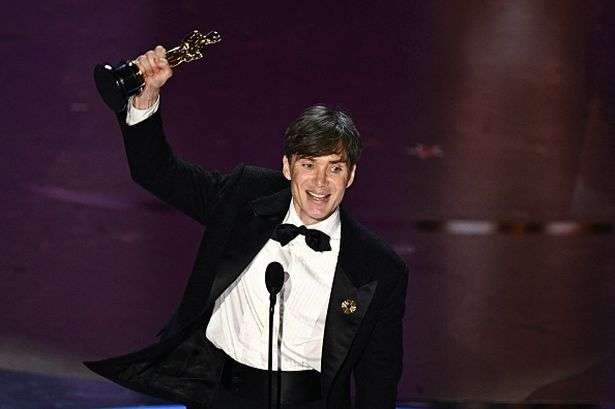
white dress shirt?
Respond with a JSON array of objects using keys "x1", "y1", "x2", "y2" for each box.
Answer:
[
  {"x1": 126, "y1": 100, "x2": 341, "y2": 372},
  {"x1": 206, "y1": 201, "x2": 341, "y2": 372},
  {"x1": 126, "y1": 95, "x2": 160, "y2": 125}
]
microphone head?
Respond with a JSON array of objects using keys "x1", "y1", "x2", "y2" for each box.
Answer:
[{"x1": 265, "y1": 262, "x2": 285, "y2": 295}]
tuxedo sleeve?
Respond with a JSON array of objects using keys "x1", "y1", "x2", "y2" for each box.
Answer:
[
  {"x1": 116, "y1": 108, "x2": 238, "y2": 225},
  {"x1": 354, "y1": 265, "x2": 409, "y2": 409}
]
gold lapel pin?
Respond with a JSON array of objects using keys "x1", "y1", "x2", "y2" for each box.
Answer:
[{"x1": 341, "y1": 298, "x2": 357, "y2": 315}]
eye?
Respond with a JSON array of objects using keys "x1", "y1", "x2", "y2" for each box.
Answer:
[
  {"x1": 301, "y1": 162, "x2": 314, "y2": 169},
  {"x1": 331, "y1": 165, "x2": 344, "y2": 173}
]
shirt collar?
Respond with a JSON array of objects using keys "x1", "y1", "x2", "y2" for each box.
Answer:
[{"x1": 283, "y1": 198, "x2": 341, "y2": 239}]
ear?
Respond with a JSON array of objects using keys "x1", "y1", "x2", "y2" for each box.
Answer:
[
  {"x1": 346, "y1": 165, "x2": 357, "y2": 188},
  {"x1": 282, "y1": 155, "x2": 292, "y2": 180}
]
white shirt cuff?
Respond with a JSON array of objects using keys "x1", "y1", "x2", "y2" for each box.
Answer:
[{"x1": 126, "y1": 95, "x2": 160, "y2": 126}]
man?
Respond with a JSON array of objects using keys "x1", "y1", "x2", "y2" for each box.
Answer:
[{"x1": 85, "y1": 46, "x2": 408, "y2": 409}]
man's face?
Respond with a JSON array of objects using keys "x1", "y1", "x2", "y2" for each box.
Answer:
[{"x1": 282, "y1": 153, "x2": 356, "y2": 225}]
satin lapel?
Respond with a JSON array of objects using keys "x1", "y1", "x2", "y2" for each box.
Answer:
[
  {"x1": 204, "y1": 188, "x2": 291, "y2": 309},
  {"x1": 320, "y1": 209, "x2": 378, "y2": 395},
  {"x1": 321, "y1": 268, "x2": 377, "y2": 395}
]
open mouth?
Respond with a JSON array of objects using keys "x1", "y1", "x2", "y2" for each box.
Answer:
[{"x1": 307, "y1": 191, "x2": 330, "y2": 202}]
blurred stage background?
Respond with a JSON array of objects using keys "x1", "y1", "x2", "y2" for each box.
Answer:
[{"x1": 1, "y1": 0, "x2": 614, "y2": 408}]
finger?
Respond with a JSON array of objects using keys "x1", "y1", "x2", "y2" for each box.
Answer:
[
  {"x1": 155, "y1": 49, "x2": 168, "y2": 67},
  {"x1": 135, "y1": 54, "x2": 150, "y2": 76},
  {"x1": 145, "y1": 50, "x2": 157, "y2": 76},
  {"x1": 154, "y1": 46, "x2": 170, "y2": 73},
  {"x1": 154, "y1": 45, "x2": 166, "y2": 58},
  {"x1": 157, "y1": 58, "x2": 171, "y2": 75},
  {"x1": 163, "y1": 60, "x2": 173, "y2": 78}
]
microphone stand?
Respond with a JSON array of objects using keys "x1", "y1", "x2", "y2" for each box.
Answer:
[
  {"x1": 265, "y1": 262, "x2": 284, "y2": 409},
  {"x1": 268, "y1": 292, "x2": 276, "y2": 409}
]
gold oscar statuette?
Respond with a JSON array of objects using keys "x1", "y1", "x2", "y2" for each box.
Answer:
[{"x1": 94, "y1": 30, "x2": 222, "y2": 112}]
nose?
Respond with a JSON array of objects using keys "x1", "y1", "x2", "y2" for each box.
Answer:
[{"x1": 314, "y1": 167, "x2": 328, "y2": 187}]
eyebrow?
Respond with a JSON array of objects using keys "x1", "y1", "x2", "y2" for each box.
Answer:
[{"x1": 298, "y1": 156, "x2": 347, "y2": 164}]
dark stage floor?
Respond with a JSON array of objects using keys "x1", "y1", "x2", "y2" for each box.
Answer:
[{"x1": 2, "y1": 369, "x2": 611, "y2": 409}]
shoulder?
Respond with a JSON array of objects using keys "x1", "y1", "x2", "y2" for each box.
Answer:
[
  {"x1": 214, "y1": 164, "x2": 288, "y2": 203},
  {"x1": 341, "y1": 211, "x2": 408, "y2": 282},
  {"x1": 241, "y1": 165, "x2": 286, "y2": 185},
  {"x1": 235, "y1": 164, "x2": 288, "y2": 196}
]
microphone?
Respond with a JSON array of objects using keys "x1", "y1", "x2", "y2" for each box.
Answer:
[
  {"x1": 265, "y1": 261, "x2": 285, "y2": 409},
  {"x1": 265, "y1": 261, "x2": 285, "y2": 299}
]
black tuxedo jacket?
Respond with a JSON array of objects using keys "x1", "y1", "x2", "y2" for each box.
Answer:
[{"x1": 84, "y1": 110, "x2": 408, "y2": 409}]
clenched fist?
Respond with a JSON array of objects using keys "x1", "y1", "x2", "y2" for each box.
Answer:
[{"x1": 133, "y1": 45, "x2": 173, "y2": 109}]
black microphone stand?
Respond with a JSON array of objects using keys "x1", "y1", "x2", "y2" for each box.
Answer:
[
  {"x1": 265, "y1": 262, "x2": 285, "y2": 409},
  {"x1": 268, "y1": 291, "x2": 276, "y2": 409}
]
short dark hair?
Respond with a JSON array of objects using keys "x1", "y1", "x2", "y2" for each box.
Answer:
[{"x1": 283, "y1": 104, "x2": 362, "y2": 167}]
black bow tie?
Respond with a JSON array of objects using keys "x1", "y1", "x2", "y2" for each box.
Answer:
[{"x1": 271, "y1": 223, "x2": 332, "y2": 252}]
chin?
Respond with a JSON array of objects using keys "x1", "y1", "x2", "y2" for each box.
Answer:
[
  {"x1": 308, "y1": 208, "x2": 332, "y2": 221},
  {"x1": 309, "y1": 213, "x2": 327, "y2": 222}
]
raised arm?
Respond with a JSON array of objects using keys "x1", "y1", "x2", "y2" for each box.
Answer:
[
  {"x1": 117, "y1": 46, "x2": 236, "y2": 225},
  {"x1": 132, "y1": 46, "x2": 171, "y2": 110}
]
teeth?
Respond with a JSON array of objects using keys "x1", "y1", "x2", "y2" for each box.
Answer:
[{"x1": 307, "y1": 191, "x2": 328, "y2": 199}]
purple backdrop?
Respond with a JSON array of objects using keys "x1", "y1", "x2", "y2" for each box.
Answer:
[{"x1": 1, "y1": 0, "x2": 614, "y2": 405}]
